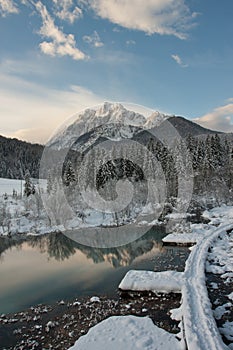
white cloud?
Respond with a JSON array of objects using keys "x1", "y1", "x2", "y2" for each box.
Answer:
[
  {"x1": 83, "y1": 31, "x2": 104, "y2": 47},
  {"x1": 0, "y1": 72, "x2": 103, "y2": 143},
  {"x1": 52, "y1": 0, "x2": 82, "y2": 23},
  {"x1": 34, "y1": 1, "x2": 86, "y2": 60},
  {"x1": 194, "y1": 102, "x2": 233, "y2": 132},
  {"x1": 87, "y1": 0, "x2": 196, "y2": 39},
  {"x1": 171, "y1": 54, "x2": 188, "y2": 67},
  {"x1": 0, "y1": 0, "x2": 18, "y2": 16}
]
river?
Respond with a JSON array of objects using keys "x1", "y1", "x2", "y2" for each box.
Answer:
[{"x1": 0, "y1": 227, "x2": 189, "y2": 314}]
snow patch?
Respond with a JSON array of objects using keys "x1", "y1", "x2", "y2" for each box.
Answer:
[
  {"x1": 119, "y1": 270, "x2": 184, "y2": 294},
  {"x1": 68, "y1": 315, "x2": 182, "y2": 350},
  {"x1": 219, "y1": 321, "x2": 233, "y2": 342},
  {"x1": 213, "y1": 303, "x2": 232, "y2": 320}
]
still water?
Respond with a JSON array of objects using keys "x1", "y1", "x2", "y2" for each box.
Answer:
[{"x1": 0, "y1": 228, "x2": 189, "y2": 314}]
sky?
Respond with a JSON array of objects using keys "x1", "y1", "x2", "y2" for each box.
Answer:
[{"x1": 0, "y1": 0, "x2": 233, "y2": 144}]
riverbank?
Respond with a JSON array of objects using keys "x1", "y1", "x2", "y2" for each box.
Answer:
[
  {"x1": 0, "y1": 291, "x2": 181, "y2": 350},
  {"x1": 1, "y1": 205, "x2": 233, "y2": 349}
]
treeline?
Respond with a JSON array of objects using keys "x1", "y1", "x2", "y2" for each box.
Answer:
[
  {"x1": 0, "y1": 135, "x2": 43, "y2": 179},
  {"x1": 60, "y1": 133, "x2": 233, "y2": 203},
  {"x1": 146, "y1": 133, "x2": 233, "y2": 200},
  {"x1": 1, "y1": 132, "x2": 233, "y2": 203}
]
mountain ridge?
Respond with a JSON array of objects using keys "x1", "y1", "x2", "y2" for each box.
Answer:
[
  {"x1": 48, "y1": 102, "x2": 222, "y2": 150},
  {"x1": 0, "y1": 103, "x2": 229, "y2": 179}
]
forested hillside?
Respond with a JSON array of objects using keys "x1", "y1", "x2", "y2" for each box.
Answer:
[
  {"x1": 0, "y1": 135, "x2": 43, "y2": 179},
  {"x1": 1, "y1": 129, "x2": 233, "y2": 206}
]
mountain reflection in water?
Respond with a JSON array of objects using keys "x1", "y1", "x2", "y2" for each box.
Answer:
[
  {"x1": 0, "y1": 226, "x2": 166, "y2": 268},
  {"x1": 0, "y1": 226, "x2": 189, "y2": 314}
]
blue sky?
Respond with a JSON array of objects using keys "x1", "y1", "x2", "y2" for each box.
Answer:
[{"x1": 1, "y1": 0, "x2": 233, "y2": 143}]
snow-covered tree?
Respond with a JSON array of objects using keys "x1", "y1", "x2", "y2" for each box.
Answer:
[
  {"x1": 64, "y1": 161, "x2": 76, "y2": 186},
  {"x1": 24, "y1": 171, "x2": 33, "y2": 197},
  {"x1": 47, "y1": 171, "x2": 53, "y2": 194}
]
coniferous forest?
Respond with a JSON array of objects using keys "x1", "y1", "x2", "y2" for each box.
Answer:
[{"x1": 0, "y1": 132, "x2": 233, "y2": 205}]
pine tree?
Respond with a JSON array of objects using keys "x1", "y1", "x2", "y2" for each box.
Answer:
[
  {"x1": 24, "y1": 171, "x2": 32, "y2": 197},
  {"x1": 31, "y1": 183, "x2": 36, "y2": 195},
  {"x1": 187, "y1": 134, "x2": 198, "y2": 170},
  {"x1": 203, "y1": 135, "x2": 213, "y2": 174},
  {"x1": 211, "y1": 134, "x2": 223, "y2": 168},
  {"x1": 64, "y1": 161, "x2": 76, "y2": 186},
  {"x1": 47, "y1": 171, "x2": 53, "y2": 194}
]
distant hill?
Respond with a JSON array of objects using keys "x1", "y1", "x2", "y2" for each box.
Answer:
[
  {"x1": 0, "y1": 135, "x2": 43, "y2": 179},
  {"x1": 167, "y1": 116, "x2": 221, "y2": 138}
]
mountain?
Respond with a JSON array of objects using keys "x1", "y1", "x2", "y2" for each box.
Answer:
[
  {"x1": 48, "y1": 102, "x2": 169, "y2": 150},
  {"x1": 48, "y1": 102, "x2": 222, "y2": 152},
  {"x1": 144, "y1": 111, "x2": 170, "y2": 129},
  {"x1": 167, "y1": 116, "x2": 221, "y2": 138},
  {"x1": 70, "y1": 123, "x2": 143, "y2": 152},
  {"x1": 0, "y1": 102, "x2": 228, "y2": 180}
]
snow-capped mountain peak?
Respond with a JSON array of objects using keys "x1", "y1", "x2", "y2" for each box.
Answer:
[
  {"x1": 48, "y1": 102, "x2": 170, "y2": 150},
  {"x1": 144, "y1": 111, "x2": 170, "y2": 129}
]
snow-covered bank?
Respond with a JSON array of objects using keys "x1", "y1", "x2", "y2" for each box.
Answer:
[
  {"x1": 0, "y1": 291, "x2": 182, "y2": 350},
  {"x1": 181, "y1": 223, "x2": 233, "y2": 350},
  {"x1": 117, "y1": 218, "x2": 233, "y2": 350},
  {"x1": 0, "y1": 177, "x2": 163, "y2": 237},
  {"x1": 1, "y1": 195, "x2": 233, "y2": 348},
  {"x1": 1, "y1": 173, "x2": 232, "y2": 239},
  {"x1": 163, "y1": 205, "x2": 233, "y2": 245},
  {"x1": 162, "y1": 231, "x2": 205, "y2": 245},
  {"x1": 206, "y1": 229, "x2": 233, "y2": 348},
  {"x1": 68, "y1": 315, "x2": 182, "y2": 350},
  {"x1": 0, "y1": 177, "x2": 47, "y2": 196},
  {"x1": 119, "y1": 270, "x2": 184, "y2": 294},
  {"x1": 162, "y1": 222, "x2": 215, "y2": 245},
  {"x1": 0, "y1": 178, "x2": 25, "y2": 196}
]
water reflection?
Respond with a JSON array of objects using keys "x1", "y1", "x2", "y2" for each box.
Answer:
[
  {"x1": 28, "y1": 233, "x2": 77, "y2": 262},
  {"x1": 0, "y1": 227, "x2": 189, "y2": 314},
  {"x1": 0, "y1": 226, "x2": 166, "y2": 267}
]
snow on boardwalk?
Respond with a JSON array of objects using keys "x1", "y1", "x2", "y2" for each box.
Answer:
[
  {"x1": 182, "y1": 223, "x2": 233, "y2": 350},
  {"x1": 119, "y1": 270, "x2": 184, "y2": 294},
  {"x1": 118, "y1": 222, "x2": 233, "y2": 350},
  {"x1": 68, "y1": 315, "x2": 181, "y2": 350}
]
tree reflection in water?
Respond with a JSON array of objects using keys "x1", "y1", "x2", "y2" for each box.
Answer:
[
  {"x1": 0, "y1": 236, "x2": 24, "y2": 262},
  {"x1": 0, "y1": 226, "x2": 166, "y2": 267}
]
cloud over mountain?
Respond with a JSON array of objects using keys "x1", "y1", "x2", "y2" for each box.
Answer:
[
  {"x1": 195, "y1": 101, "x2": 233, "y2": 132},
  {"x1": 87, "y1": 0, "x2": 197, "y2": 39}
]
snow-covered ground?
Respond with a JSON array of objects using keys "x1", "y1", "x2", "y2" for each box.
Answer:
[
  {"x1": 119, "y1": 270, "x2": 184, "y2": 294},
  {"x1": 68, "y1": 315, "x2": 181, "y2": 350},
  {"x1": 116, "y1": 220, "x2": 233, "y2": 350},
  {"x1": 1, "y1": 176, "x2": 233, "y2": 349},
  {"x1": 163, "y1": 205, "x2": 233, "y2": 245},
  {"x1": 0, "y1": 177, "x2": 47, "y2": 196},
  {"x1": 1, "y1": 175, "x2": 232, "y2": 241},
  {"x1": 181, "y1": 223, "x2": 233, "y2": 350},
  {"x1": 206, "y1": 229, "x2": 233, "y2": 349},
  {"x1": 66, "y1": 209, "x2": 233, "y2": 349},
  {"x1": 0, "y1": 177, "x2": 161, "y2": 236},
  {"x1": 0, "y1": 178, "x2": 25, "y2": 196}
]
